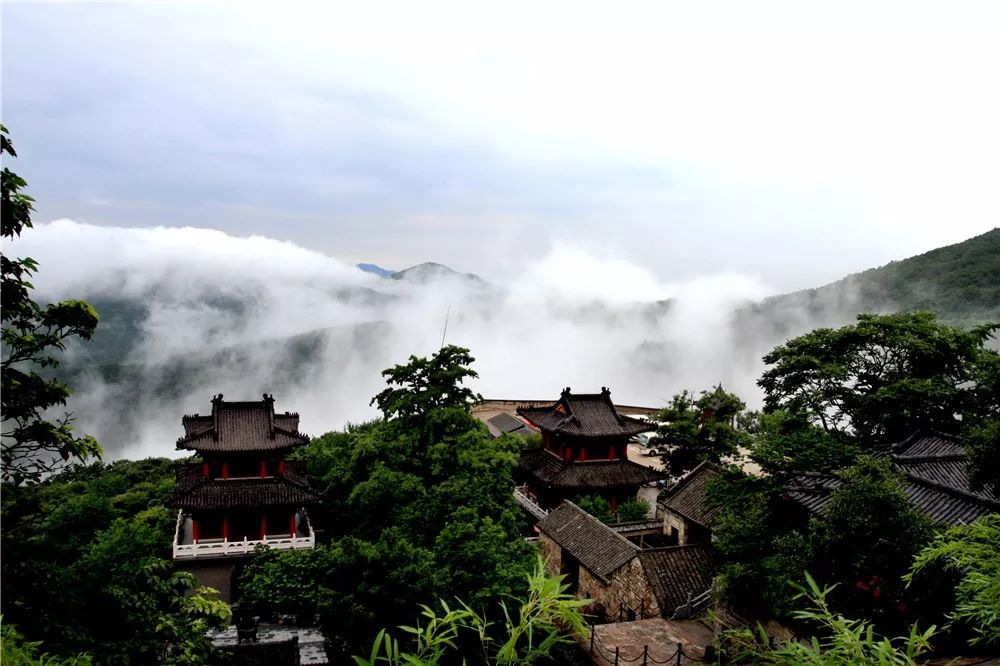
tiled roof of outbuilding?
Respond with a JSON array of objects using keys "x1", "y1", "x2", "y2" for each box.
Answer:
[
  {"x1": 518, "y1": 387, "x2": 650, "y2": 438},
  {"x1": 785, "y1": 433, "x2": 1000, "y2": 526},
  {"x1": 537, "y1": 502, "x2": 638, "y2": 582},
  {"x1": 638, "y1": 544, "x2": 714, "y2": 615},
  {"x1": 662, "y1": 461, "x2": 723, "y2": 528},
  {"x1": 486, "y1": 412, "x2": 535, "y2": 438},
  {"x1": 519, "y1": 449, "x2": 665, "y2": 490},
  {"x1": 177, "y1": 394, "x2": 309, "y2": 453}
]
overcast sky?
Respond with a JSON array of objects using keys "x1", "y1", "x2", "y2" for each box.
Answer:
[{"x1": 3, "y1": 1, "x2": 998, "y2": 291}]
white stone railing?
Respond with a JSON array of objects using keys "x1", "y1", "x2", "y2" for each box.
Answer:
[
  {"x1": 172, "y1": 510, "x2": 315, "y2": 559},
  {"x1": 513, "y1": 485, "x2": 549, "y2": 520}
]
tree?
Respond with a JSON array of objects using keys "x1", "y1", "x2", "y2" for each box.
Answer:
[
  {"x1": 808, "y1": 457, "x2": 933, "y2": 624},
  {"x1": 651, "y1": 387, "x2": 750, "y2": 477},
  {"x1": 758, "y1": 312, "x2": 997, "y2": 449},
  {"x1": 747, "y1": 409, "x2": 860, "y2": 477},
  {"x1": 906, "y1": 515, "x2": 1000, "y2": 646},
  {"x1": 249, "y1": 346, "x2": 535, "y2": 662},
  {"x1": 354, "y1": 558, "x2": 589, "y2": 666},
  {"x1": 964, "y1": 347, "x2": 1000, "y2": 495},
  {"x1": 1, "y1": 459, "x2": 229, "y2": 662},
  {"x1": 371, "y1": 344, "x2": 482, "y2": 428},
  {"x1": 1, "y1": 124, "x2": 101, "y2": 484}
]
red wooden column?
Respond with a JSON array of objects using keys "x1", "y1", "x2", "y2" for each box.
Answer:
[
  {"x1": 610, "y1": 495, "x2": 618, "y2": 514},
  {"x1": 201, "y1": 462, "x2": 209, "y2": 477},
  {"x1": 222, "y1": 462, "x2": 229, "y2": 480},
  {"x1": 192, "y1": 518, "x2": 199, "y2": 542},
  {"x1": 222, "y1": 516, "x2": 230, "y2": 541},
  {"x1": 260, "y1": 514, "x2": 268, "y2": 539},
  {"x1": 260, "y1": 459, "x2": 267, "y2": 477},
  {"x1": 289, "y1": 513, "x2": 296, "y2": 537},
  {"x1": 278, "y1": 460, "x2": 286, "y2": 474}
]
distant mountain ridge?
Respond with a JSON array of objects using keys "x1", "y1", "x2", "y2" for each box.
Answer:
[
  {"x1": 389, "y1": 262, "x2": 486, "y2": 285},
  {"x1": 735, "y1": 227, "x2": 1000, "y2": 341},
  {"x1": 356, "y1": 263, "x2": 395, "y2": 278}
]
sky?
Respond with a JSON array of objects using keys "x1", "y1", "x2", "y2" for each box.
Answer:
[{"x1": 3, "y1": 1, "x2": 999, "y2": 292}]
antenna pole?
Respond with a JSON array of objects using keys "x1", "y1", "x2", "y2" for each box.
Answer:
[{"x1": 440, "y1": 305, "x2": 450, "y2": 349}]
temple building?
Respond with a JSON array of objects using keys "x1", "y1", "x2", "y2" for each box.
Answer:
[
  {"x1": 170, "y1": 394, "x2": 319, "y2": 602},
  {"x1": 515, "y1": 387, "x2": 665, "y2": 515}
]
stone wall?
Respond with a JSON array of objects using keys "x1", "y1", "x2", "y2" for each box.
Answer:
[
  {"x1": 538, "y1": 532, "x2": 562, "y2": 576},
  {"x1": 577, "y1": 558, "x2": 659, "y2": 621},
  {"x1": 180, "y1": 559, "x2": 239, "y2": 603},
  {"x1": 663, "y1": 510, "x2": 687, "y2": 544}
]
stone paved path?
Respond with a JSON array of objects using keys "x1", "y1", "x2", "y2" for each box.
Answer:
[{"x1": 583, "y1": 618, "x2": 713, "y2": 665}]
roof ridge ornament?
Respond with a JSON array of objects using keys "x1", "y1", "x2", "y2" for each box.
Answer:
[{"x1": 211, "y1": 394, "x2": 224, "y2": 441}]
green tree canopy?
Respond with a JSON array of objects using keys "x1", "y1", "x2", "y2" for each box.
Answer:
[
  {"x1": 244, "y1": 346, "x2": 535, "y2": 662},
  {"x1": 758, "y1": 312, "x2": 997, "y2": 449},
  {"x1": 651, "y1": 386, "x2": 750, "y2": 477},
  {"x1": 1, "y1": 124, "x2": 101, "y2": 484}
]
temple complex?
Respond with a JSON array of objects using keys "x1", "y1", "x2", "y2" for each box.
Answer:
[
  {"x1": 515, "y1": 387, "x2": 665, "y2": 515},
  {"x1": 170, "y1": 394, "x2": 318, "y2": 601}
]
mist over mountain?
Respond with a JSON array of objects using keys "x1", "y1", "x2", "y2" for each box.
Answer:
[{"x1": 12, "y1": 220, "x2": 998, "y2": 460}]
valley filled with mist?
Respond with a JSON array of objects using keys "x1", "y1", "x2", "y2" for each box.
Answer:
[{"x1": 14, "y1": 219, "x2": 999, "y2": 459}]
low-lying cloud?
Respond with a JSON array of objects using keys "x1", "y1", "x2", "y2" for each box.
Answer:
[{"x1": 15, "y1": 219, "x2": 804, "y2": 459}]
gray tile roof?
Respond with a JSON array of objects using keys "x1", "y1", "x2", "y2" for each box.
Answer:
[
  {"x1": 785, "y1": 433, "x2": 1000, "y2": 525},
  {"x1": 518, "y1": 388, "x2": 650, "y2": 438},
  {"x1": 486, "y1": 412, "x2": 535, "y2": 438},
  {"x1": 178, "y1": 395, "x2": 309, "y2": 453},
  {"x1": 520, "y1": 449, "x2": 665, "y2": 490},
  {"x1": 638, "y1": 544, "x2": 714, "y2": 615},
  {"x1": 663, "y1": 461, "x2": 723, "y2": 527},
  {"x1": 537, "y1": 502, "x2": 638, "y2": 581}
]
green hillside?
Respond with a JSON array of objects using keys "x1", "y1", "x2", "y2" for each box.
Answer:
[{"x1": 738, "y1": 228, "x2": 1000, "y2": 338}]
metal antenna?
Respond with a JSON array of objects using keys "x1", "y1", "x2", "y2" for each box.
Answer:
[{"x1": 440, "y1": 305, "x2": 451, "y2": 349}]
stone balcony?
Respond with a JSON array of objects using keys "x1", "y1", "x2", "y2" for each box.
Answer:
[{"x1": 172, "y1": 510, "x2": 315, "y2": 559}]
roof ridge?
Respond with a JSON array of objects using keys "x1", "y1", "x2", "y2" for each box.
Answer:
[
  {"x1": 903, "y1": 471, "x2": 1000, "y2": 509},
  {"x1": 639, "y1": 543, "x2": 712, "y2": 555},
  {"x1": 561, "y1": 500, "x2": 640, "y2": 552}
]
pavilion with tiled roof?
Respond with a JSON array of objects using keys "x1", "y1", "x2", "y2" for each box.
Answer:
[
  {"x1": 516, "y1": 387, "x2": 665, "y2": 515},
  {"x1": 170, "y1": 395, "x2": 319, "y2": 581},
  {"x1": 784, "y1": 431, "x2": 999, "y2": 526}
]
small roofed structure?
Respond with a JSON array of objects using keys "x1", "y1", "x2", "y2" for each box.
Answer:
[
  {"x1": 170, "y1": 395, "x2": 319, "y2": 601},
  {"x1": 537, "y1": 502, "x2": 715, "y2": 621},
  {"x1": 785, "y1": 432, "x2": 1000, "y2": 526},
  {"x1": 660, "y1": 461, "x2": 723, "y2": 545},
  {"x1": 485, "y1": 412, "x2": 535, "y2": 438},
  {"x1": 516, "y1": 388, "x2": 665, "y2": 514}
]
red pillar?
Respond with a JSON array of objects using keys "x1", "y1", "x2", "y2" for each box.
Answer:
[
  {"x1": 278, "y1": 459, "x2": 286, "y2": 475},
  {"x1": 289, "y1": 513, "x2": 296, "y2": 537},
  {"x1": 222, "y1": 516, "x2": 230, "y2": 541},
  {"x1": 610, "y1": 495, "x2": 618, "y2": 514},
  {"x1": 201, "y1": 462, "x2": 209, "y2": 477},
  {"x1": 222, "y1": 462, "x2": 229, "y2": 480},
  {"x1": 578, "y1": 447, "x2": 587, "y2": 461},
  {"x1": 192, "y1": 518, "x2": 199, "y2": 542},
  {"x1": 260, "y1": 514, "x2": 267, "y2": 539},
  {"x1": 260, "y1": 459, "x2": 267, "y2": 477}
]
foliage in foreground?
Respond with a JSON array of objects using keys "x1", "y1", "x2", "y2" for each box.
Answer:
[
  {"x1": 721, "y1": 574, "x2": 937, "y2": 665},
  {"x1": 906, "y1": 514, "x2": 1000, "y2": 646},
  {"x1": 1, "y1": 124, "x2": 102, "y2": 484},
  {"x1": 0, "y1": 620, "x2": 92, "y2": 665},
  {"x1": 354, "y1": 558, "x2": 589, "y2": 666}
]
